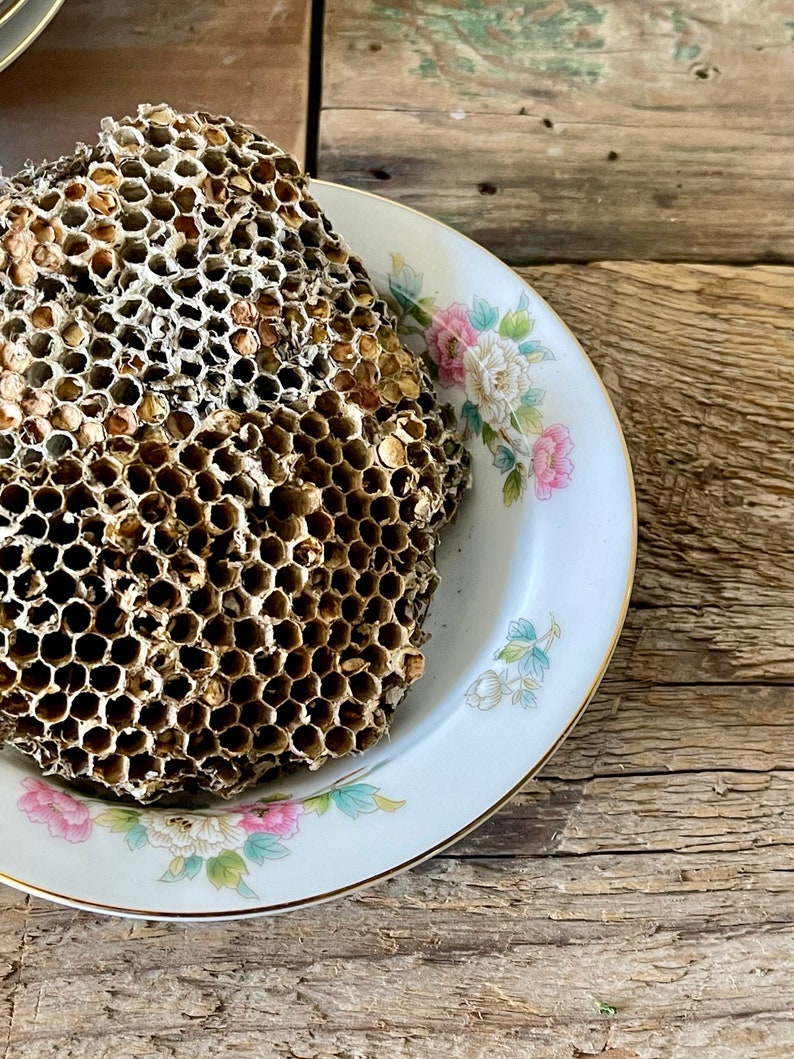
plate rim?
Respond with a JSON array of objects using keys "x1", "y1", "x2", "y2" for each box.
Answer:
[
  {"x1": 0, "y1": 0, "x2": 65, "y2": 75},
  {"x1": 0, "y1": 0, "x2": 33, "y2": 35},
  {"x1": 0, "y1": 179, "x2": 637, "y2": 918}
]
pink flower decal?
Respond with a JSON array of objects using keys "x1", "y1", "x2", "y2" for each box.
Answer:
[
  {"x1": 18, "y1": 777, "x2": 93, "y2": 843},
  {"x1": 425, "y1": 303, "x2": 477, "y2": 388},
  {"x1": 533, "y1": 425, "x2": 574, "y2": 501},
  {"x1": 237, "y1": 799, "x2": 303, "y2": 839}
]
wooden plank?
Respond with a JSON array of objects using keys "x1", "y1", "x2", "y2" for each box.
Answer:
[
  {"x1": 521, "y1": 262, "x2": 794, "y2": 607},
  {"x1": 4, "y1": 848, "x2": 794, "y2": 1059},
  {"x1": 320, "y1": 0, "x2": 794, "y2": 262},
  {"x1": 0, "y1": 0, "x2": 312, "y2": 174},
  {"x1": 614, "y1": 605, "x2": 794, "y2": 684},
  {"x1": 541, "y1": 683, "x2": 794, "y2": 781}
]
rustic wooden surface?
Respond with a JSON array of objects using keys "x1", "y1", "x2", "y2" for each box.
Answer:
[
  {"x1": 2, "y1": 262, "x2": 794, "y2": 1058},
  {"x1": 0, "y1": 0, "x2": 312, "y2": 173},
  {"x1": 2, "y1": 2, "x2": 794, "y2": 1057},
  {"x1": 320, "y1": 0, "x2": 794, "y2": 263}
]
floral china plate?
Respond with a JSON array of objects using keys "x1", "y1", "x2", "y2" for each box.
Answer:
[{"x1": 0, "y1": 183, "x2": 636, "y2": 919}]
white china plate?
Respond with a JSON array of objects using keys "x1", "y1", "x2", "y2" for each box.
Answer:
[
  {"x1": 0, "y1": 182, "x2": 635, "y2": 919},
  {"x1": 0, "y1": 0, "x2": 63, "y2": 73}
]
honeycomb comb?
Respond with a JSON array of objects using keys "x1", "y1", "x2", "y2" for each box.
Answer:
[{"x1": 0, "y1": 105, "x2": 470, "y2": 802}]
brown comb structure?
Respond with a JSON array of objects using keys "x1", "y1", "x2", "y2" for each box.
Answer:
[{"x1": 0, "y1": 105, "x2": 470, "y2": 802}]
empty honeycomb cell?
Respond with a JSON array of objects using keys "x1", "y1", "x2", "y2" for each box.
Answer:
[
  {"x1": 210, "y1": 702, "x2": 238, "y2": 731},
  {"x1": 361, "y1": 466, "x2": 389, "y2": 495},
  {"x1": 10, "y1": 630, "x2": 38, "y2": 661},
  {"x1": 218, "y1": 648, "x2": 246, "y2": 677},
  {"x1": 381, "y1": 523, "x2": 409, "y2": 552},
  {"x1": 356, "y1": 727, "x2": 381, "y2": 752},
  {"x1": 338, "y1": 701, "x2": 368, "y2": 732},
  {"x1": 349, "y1": 670, "x2": 380, "y2": 703},
  {"x1": 0, "y1": 104, "x2": 470, "y2": 801},
  {"x1": 137, "y1": 698, "x2": 169, "y2": 730},
  {"x1": 370, "y1": 496, "x2": 399, "y2": 524},
  {"x1": 91, "y1": 665, "x2": 122, "y2": 693},
  {"x1": 291, "y1": 724, "x2": 323, "y2": 758},
  {"x1": 34, "y1": 690, "x2": 70, "y2": 723},
  {"x1": 21, "y1": 661, "x2": 53, "y2": 692},
  {"x1": 359, "y1": 520, "x2": 380, "y2": 548},
  {"x1": 290, "y1": 592, "x2": 316, "y2": 622},
  {"x1": 40, "y1": 632, "x2": 73, "y2": 664},
  {"x1": 284, "y1": 648, "x2": 312, "y2": 681},
  {"x1": 325, "y1": 726, "x2": 356, "y2": 756},
  {"x1": 291, "y1": 673, "x2": 319, "y2": 704},
  {"x1": 147, "y1": 581, "x2": 180, "y2": 610},
  {"x1": 0, "y1": 484, "x2": 29, "y2": 513},
  {"x1": 75, "y1": 633, "x2": 107, "y2": 664}
]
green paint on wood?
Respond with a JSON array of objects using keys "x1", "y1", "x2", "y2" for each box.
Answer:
[
  {"x1": 675, "y1": 41, "x2": 701, "y2": 61},
  {"x1": 664, "y1": 6, "x2": 702, "y2": 62},
  {"x1": 372, "y1": 0, "x2": 606, "y2": 84},
  {"x1": 668, "y1": 6, "x2": 690, "y2": 34},
  {"x1": 418, "y1": 56, "x2": 438, "y2": 78},
  {"x1": 785, "y1": 20, "x2": 794, "y2": 42}
]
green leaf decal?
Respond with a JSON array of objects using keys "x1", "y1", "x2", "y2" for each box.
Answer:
[
  {"x1": 303, "y1": 792, "x2": 332, "y2": 816},
  {"x1": 498, "y1": 309, "x2": 532, "y2": 342},
  {"x1": 497, "y1": 640, "x2": 532, "y2": 664},
  {"x1": 519, "y1": 687, "x2": 538, "y2": 708},
  {"x1": 508, "y1": 619, "x2": 536, "y2": 643},
  {"x1": 533, "y1": 646, "x2": 550, "y2": 671},
  {"x1": 126, "y1": 824, "x2": 148, "y2": 850},
  {"x1": 331, "y1": 783, "x2": 379, "y2": 819},
  {"x1": 493, "y1": 445, "x2": 515, "y2": 474},
  {"x1": 520, "y1": 388, "x2": 545, "y2": 407},
  {"x1": 481, "y1": 422, "x2": 500, "y2": 454},
  {"x1": 94, "y1": 808, "x2": 141, "y2": 833},
  {"x1": 411, "y1": 295, "x2": 437, "y2": 328},
  {"x1": 468, "y1": 296, "x2": 499, "y2": 331},
  {"x1": 184, "y1": 855, "x2": 203, "y2": 879},
  {"x1": 244, "y1": 832, "x2": 290, "y2": 865},
  {"x1": 512, "y1": 404, "x2": 543, "y2": 435},
  {"x1": 503, "y1": 468, "x2": 523, "y2": 506},
  {"x1": 207, "y1": 850, "x2": 247, "y2": 890},
  {"x1": 389, "y1": 265, "x2": 423, "y2": 311},
  {"x1": 236, "y1": 879, "x2": 258, "y2": 900},
  {"x1": 161, "y1": 856, "x2": 187, "y2": 883},
  {"x1": 460, "y1": 400, "x2": 482, "y2": 435},
  {"x1": 519, "y1": 342, "x2": 553, "y2": 363}
]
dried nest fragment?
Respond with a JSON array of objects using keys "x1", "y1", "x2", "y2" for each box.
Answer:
[{"x1": 0, "y1": 104, "x2": 470, "y2": 802}]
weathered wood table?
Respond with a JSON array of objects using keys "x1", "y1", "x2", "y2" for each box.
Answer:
[{"x1": 1, "y1": 2, "x2": 794, "y2": 1055}]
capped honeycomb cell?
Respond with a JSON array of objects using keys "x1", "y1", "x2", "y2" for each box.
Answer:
[{"x1": 0, "y1": 104, "x2": 470, "y2": 802}]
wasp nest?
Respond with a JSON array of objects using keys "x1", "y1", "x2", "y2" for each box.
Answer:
[{"x1": 0, "y1": 105, "x2": 469, "y2": 802}]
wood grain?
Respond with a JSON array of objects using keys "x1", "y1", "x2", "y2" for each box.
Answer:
[
  {"x1": 320, "y1": 0, "x2": 794, "y2": 262},
  {"x1": 0, "y1": 0, "x2": 312, "y2": 174},
  {"x1": 523, "y1": 262, "x2": 794, "y2": 607},
  {"x1": 0, "y1": 260, "x2": 791, "y2": 1058}
]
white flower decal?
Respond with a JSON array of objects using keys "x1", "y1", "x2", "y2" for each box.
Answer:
[
  {"x1": 463, "y1": 334, "x2": 534, "y2": 432},
  {"x1": 467, "y1": 616, "x2": 561, "y2": 711},
  {"x1": 141, "y1": 811, "x2": 244, "y2": 859},
  {"x1": 465, "y1": 669, "x2": 508, "y2": 710},
  {"x1": 386, "y1": 259, "x2": 574, "y2": 505}
]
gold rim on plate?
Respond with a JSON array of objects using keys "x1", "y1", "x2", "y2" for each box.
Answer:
[{"x1": 0, "y1": 0, "x2": 65, "y2": 75}]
